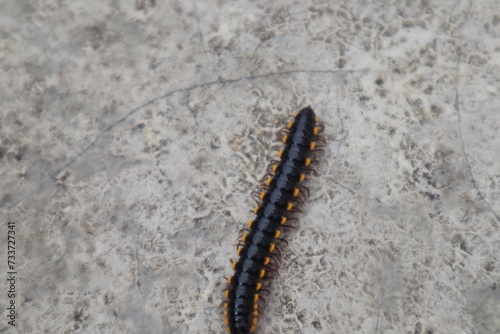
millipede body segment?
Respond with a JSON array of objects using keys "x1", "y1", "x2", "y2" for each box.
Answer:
[{"x1": 223, "y1": 107, "x2": 322, "y2": 334}]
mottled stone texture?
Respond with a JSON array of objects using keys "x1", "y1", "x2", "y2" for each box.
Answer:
[{"x1": 0, "y1": 0, "x2": 499, "y2": 333}]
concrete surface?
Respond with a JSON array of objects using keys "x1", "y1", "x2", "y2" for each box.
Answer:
[{"x1": 0, "y1": 0, "x2": 499, "y2": 333}]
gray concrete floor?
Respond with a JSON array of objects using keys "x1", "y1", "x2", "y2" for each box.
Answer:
[{"x1": 1, "y1": 0, "x2": 499, "y2": 333}]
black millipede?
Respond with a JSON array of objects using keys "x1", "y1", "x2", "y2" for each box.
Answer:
[{"x1": 223, "y1": 107, "x2": 324, "y2": 334}]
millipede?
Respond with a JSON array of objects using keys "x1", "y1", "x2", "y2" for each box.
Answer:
[{"x1": 223, "y1": 106, "x2": 324, "y2": 334}]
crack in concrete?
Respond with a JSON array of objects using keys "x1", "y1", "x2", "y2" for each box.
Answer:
[
  {"x1": 8, "y1": 68, "x2": 368, "y2": 209},
  {"x1": 9, "y1": 66, "x2": 477, "y2": 210}
]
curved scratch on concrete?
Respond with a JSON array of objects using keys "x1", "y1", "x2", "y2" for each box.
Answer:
[{"x1": 8, "y1": 68, "x2": 371, "y2": 209}]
